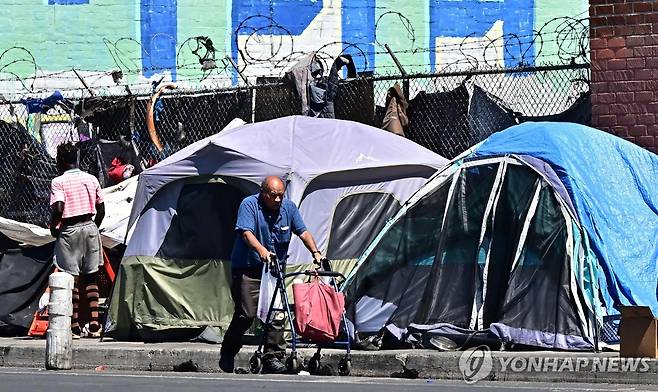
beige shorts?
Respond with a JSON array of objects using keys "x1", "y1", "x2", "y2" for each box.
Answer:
[{"x1": 54, "y1": 221, "x2": 103, "y2": 276}]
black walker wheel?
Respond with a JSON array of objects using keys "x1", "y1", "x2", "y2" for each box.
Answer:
[
  {"x1": 338, "y1": 357, "x2": 351, "y2": 376},
  {"x1": 286, "y1": 354, "x2": 300, "y2": 373},
  {"x1": 249, "y1": 354, "x2": 263, "y2": 374},
  {"x1": 307, "y1": 353, "x2": 321, "y2": 374}
]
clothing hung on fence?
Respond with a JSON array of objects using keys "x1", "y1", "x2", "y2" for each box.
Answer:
[
  {"x1": 381, "y1": 83, "x2": 409, "y2": 137},
  {"x1": 21, "y1": 91, "x2": 65, "y2": 114},
  {"x1": 286, "y1": 53, "x2": 318, "y2": 116},
  {"x1": 286, "y1": 53, "x2": 357, "y2": 119},
  {"x1": 78, "y1": 139, "x2": 141, "y2": 188}
]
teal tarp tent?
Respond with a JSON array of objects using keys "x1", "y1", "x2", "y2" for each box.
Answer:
[{"x1": 345, "y1": 122, "x2": 658, "y2": 350}]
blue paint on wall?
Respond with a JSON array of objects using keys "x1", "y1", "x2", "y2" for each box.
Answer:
[
  {"x1": 231, "y1": 0, "x2": 324, "y2": 84},
  {"x1": 231, "y1": 3, "x2": 240, "y2": 86},
  {"x1": 141, "y1": 0, "x2": 178, "y2": 79},
  {"x1": 429, "y1": 0, "x2": 535, "y2": 70},
  {"x1": 341, "y1": 0, "x2": 375, "y2": 72},
  {"x1": 231, "y1": 0, "x2": 323, "y2": 62},
  {"x1": 233, "y1": 0, "x2": 323, "y2": 35},
  {"x1": 230, "y1": 0, "x2": 376, "y2": 80},
  {"x1": 222, "y1": 0, "x2": 535, "y2": 81},
  {"x1": 48, "y1": 0, "x2": 89, "y2": 4}
]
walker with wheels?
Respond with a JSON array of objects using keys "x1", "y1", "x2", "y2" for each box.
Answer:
[{"x1": 249, "y1": 256, "x2": 352, "y2": 376}]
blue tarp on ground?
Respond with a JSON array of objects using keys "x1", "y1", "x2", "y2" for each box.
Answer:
[{"x1": 473, "y1": 122, "x2": 658, "y2": 316}]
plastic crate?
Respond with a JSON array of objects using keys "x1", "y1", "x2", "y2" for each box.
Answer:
[{"x1": 600, "y1": 314, "x2": 621, "y2": 344}]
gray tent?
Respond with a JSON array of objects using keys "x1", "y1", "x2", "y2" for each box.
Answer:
[{"x1": 106, "y1": 116, "x2": 447, "y2": 341}]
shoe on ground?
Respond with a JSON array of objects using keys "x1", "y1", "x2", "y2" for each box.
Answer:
[
  {"x1": 218, "y1": 353, "x2": 235, "y2": 373},
  {"x1": 85, "y1": 330, "x2": 102, "y2": 338},
  {"x1": 83, "y1": 322, "x2": 102, "y2": 338},
  {"x1": 234, "y1": 367, "x2": 249, "y2": 374},
  {"x1": 71, "y1": 326, "x2": 82, "y2": 340},
  {"x1": 262, "y1": 357, "x2": 287, "y2": 374}
]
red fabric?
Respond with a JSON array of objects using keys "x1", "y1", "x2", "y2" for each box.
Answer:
[
  {"x1": 107, "y1": 157, "x2": 130, "y2": 185},
  {"x1": 293, "y1": 278, "x2": 345, "y2": 342}
]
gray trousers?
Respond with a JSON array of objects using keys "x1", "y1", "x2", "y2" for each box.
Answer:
[{"x1": 54, "y1": 221, "x2": 102, "y2": 276}]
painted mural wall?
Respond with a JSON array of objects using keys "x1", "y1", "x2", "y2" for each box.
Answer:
[{"x1": 0, "y1": 0, "x2": 588, "y2": 95}]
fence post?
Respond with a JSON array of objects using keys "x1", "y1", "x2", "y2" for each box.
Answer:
[
  {"x1": 403, "y1": 79, "x2": 410, "y2": 102},
  {"x1": 226, "y1": 56, "x2": 250, "y2": 86},
  {"x1": 384, "y1": 44, "x2": 410, "y2": 100},
  {"x1": 45, "y1": 271, "x2": 74, "y2": 370},
  {"x1": 72, "y1": 68, "x2": 96, "y2": 97}
]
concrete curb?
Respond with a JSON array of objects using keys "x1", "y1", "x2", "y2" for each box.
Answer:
[{"x1": 0, "y1": 338, "x2": 656, "y2": 385}]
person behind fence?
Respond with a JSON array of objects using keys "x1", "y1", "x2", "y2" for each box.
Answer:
[
  {"x1": 49, "y1": 142, "x2": 105, "y2": 339},
  {"x1": 219, "y1": 176, "x2": 324, "y2": 374}
]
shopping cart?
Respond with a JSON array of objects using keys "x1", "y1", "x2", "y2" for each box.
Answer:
[{"x1": 249, "y1": 256, "x2": 352, "y2": 376}]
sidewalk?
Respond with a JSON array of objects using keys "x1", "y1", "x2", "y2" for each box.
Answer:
[{"x1": 0, "y1": 337, "x2": 656, "y2": 385}]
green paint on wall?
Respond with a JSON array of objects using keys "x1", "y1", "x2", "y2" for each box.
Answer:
[
  {"x1": 177, "y1": 0, "x2": 230, "y2": 82},
  {"x1": 0, "y1": 0, "x2": 590, "y2": 85},
  {"x1": 374, "y1": 0, "x2": 429, "y2": 74},
  {"x1": 534, "y1": 0, "x2": 589, "y2": 65},
  {"x1": 0, "y1": 1, "x2": 139, "y2": 78}
]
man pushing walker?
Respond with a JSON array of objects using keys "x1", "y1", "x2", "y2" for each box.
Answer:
[{"x1": 219, "y1": 176, "x2": 323, "y2": 374}]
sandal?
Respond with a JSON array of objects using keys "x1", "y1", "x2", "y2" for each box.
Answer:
[{"x1": 83, "y1": 322, "x2": 102, "y2": 338}]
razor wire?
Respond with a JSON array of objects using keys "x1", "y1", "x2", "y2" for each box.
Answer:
[{"x1": 0, "y1": 63, "x2": 589, "y2": 227}]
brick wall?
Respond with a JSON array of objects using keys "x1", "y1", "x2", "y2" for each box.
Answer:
[{"x1": 590, "y1": 0, "x2": 658, "y2": 153}]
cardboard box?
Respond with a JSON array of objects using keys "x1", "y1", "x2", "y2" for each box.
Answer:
[{"x1": 618, "y1": 306, "x2": 658, "y2": 358}]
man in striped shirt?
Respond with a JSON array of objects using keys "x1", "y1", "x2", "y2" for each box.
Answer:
[{"x1": 49, "y1": 142, "x2": 105, "y2": 338}]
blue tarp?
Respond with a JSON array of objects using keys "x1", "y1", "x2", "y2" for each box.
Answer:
[
  {"x1": 20, "y1": 90, "x2": 63, "y2": 114},
  {"x1": 473, "y1": 122, "x2": 658, "y2": 316}
]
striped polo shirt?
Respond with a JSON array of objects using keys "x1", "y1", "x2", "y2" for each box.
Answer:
[{"x1": 50, "y1": 169, "x2": 104, "y2": 218}]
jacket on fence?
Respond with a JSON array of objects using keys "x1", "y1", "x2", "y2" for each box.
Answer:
[
  {"x1": 286, "y1": 53, "x2": 356, "y2": 118},
  {"x1": 381, "y1": 83, "x2": 408, "y2": 137},
  {"x1": 286, "y1": 53, "x2": 317, "y2": 116}
]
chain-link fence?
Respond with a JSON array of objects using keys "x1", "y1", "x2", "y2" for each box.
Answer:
[{"x1": 0, "y1": 63, "x2": 589, "y2": 227}]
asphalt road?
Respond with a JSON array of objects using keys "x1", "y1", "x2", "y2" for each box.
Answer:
[{"x1": 0, "y1": 368, "x2": 656, "y2": 392}]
